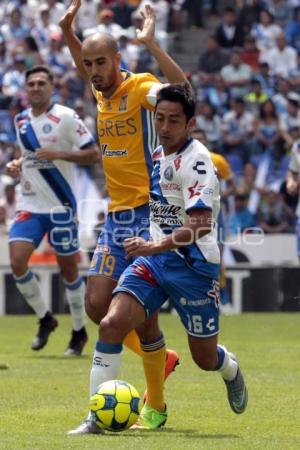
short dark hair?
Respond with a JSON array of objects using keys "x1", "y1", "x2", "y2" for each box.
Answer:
[
  {"x1": 156, "y1": 83, "x2": 195, "y2": 121},
  {"x1": 25, "y1": 65, "x2": 54, "y2": 82}
]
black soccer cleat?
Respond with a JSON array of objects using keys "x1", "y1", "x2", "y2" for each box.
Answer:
[
  {"x1": 31, "y1": 312, "x2": 58, "y2": 351},
  {"x1": 64, "y1": 326, "x2": 88, "y2": 356}
]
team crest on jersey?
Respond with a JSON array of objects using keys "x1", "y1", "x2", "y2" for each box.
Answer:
[
  {"x1": 119, "y1": 95, "x2": 128, "y2": 112},
  {"x1": 163, "y1": 166, "x2": 173, "y2": 181},
  {"x1": 42, "y1": 124, "x2": 52, "y2": 134}
]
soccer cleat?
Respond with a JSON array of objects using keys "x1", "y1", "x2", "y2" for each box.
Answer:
[
  {"x1": 131, "y1": 404, "x2": 167, "y2": 430},
  {"x1": 31, "y1": 312, "x2": 58, "y2": 351},
  {"x1": 224, "y1": 366, "x2": 248, "y2": 414},
  {"x1": 67, "y1": 418, "x2": 104, "y2": 435},
  {"x1": 164, "y1": 349, "x2": 180, "y2": 379},
  {"x1": 143, "y1": 349, "x2": 180, "y2": 403},
  {"x1": 64, "y1": 327, "x2": 88, "y2": 356}
]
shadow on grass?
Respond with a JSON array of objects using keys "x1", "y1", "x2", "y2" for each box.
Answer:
[{"x1": 101, "y1": 429, "x2": 240, "y2": 439}]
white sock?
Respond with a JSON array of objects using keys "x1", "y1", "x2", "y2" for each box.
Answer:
[
  {"x1": 15, "y1": 270, "x2": 47, "y2": 318},
  {"x1": 89, "y1": 341, "x2": 122, "y2": 397},
  {"x1": 64, "y1": 277, "x2": 86, "y2": 331},
  {"x1": 217, "y1": 345, "x2": 238, "y2": 381}
]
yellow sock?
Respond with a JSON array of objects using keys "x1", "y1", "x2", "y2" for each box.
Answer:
[
  {"x1": 123, "y1": 329, "x2": 142, "y2": 356},
  {"x1": 141, "y1": 337, "x2": 166, "y2": 412}
]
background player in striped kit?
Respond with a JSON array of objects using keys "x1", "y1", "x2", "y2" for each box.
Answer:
[{"x1": 6, "y1": 65, "x2": 100, "y2": 355}]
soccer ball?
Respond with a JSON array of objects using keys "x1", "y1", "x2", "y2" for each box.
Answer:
[{"x1": 90, "y1": 380, "x2": 141, "y2": 432}]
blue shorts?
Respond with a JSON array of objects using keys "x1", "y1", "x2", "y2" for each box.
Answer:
[
  {"x1": 113, "y1": 252, "x2": 220, "y2": 338},
  {"x1": 89, "y1": 204, "x2": 150, "y2": 280},
  {"x1": 9, "y1": 210, "x2": 79, "y2": 255}
]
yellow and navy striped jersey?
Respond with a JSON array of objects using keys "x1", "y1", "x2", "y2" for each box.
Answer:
[{"x1": 92, "y1": 71, "x2": 160, "y2": 212}]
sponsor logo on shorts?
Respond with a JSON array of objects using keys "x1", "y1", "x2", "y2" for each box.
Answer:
[
  {"x1": 96, "y1": 244, "x2": 111, "y2": 254},
  {"x1": 180, "y1": 297, "x2": 213, "y2": 306}
]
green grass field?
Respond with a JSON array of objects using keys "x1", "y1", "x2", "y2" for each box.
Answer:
[{"x1": 0, "y1": 313, "x2": 299, "y2": 450}]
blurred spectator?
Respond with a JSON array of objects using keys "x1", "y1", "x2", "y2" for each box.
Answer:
[
  {"x1": 280, "y1": 179, "x2": 298, "y2": 217},
  {"x1": 2, "y1": 54, "x2": 26, "y2": 98},
  {"x1": 272, "y1": 77, "x2": 291, "y2": 114},
  {"x1": 260, "y1": 33, "x2": 298, "y2": 78},
  {"x1": 195, "y1": 100, "x2": 222, "y2": 149},
  {"x1": 0, "y1": 183, "x2": 16, "y2": 226},
  {"x1": 200, "y1": 75, "x2": 230, "y2": 116},
  {"x1": 220, "y1": 50, "x2": 252, "y2": 99},
  {"x1": 244, "y1": 78, "x2": 269, "y2": 115},
  {"x1": 227, "y1": 193, "x2": 257, "y2": 235},
  {"x1": 83, "y1": 8, "x2": 124, "y2": 39},
  {"x1": 253, "y1": 99, "x2": 282, "y2": 158},
  {"x1": 285, "y1": 6, "x2": 300, "y2": 55},
  {"x1": 111, "y1": 0, "x2": 136, "y2": 29},
  {"x1": 0, "y1": 133, "x2": 14, "y2": 173},
  {"x1": 40, "y1": 30, "x2": 73, "y2": 76},
  {"x1": 214, "y1": 7, "x2": 245, "y2": 50},
  {"x1": 182, "y1": 0, "x2": 203, "y2": 29},
  {"x1": 44, "y1": 0, "x2": 66, "y2": 25},
  {"x1": 258, "y1": 190, "x2": 293, "y2": 233},
  {"x1": 76, "y1": 0, "x2": 100, "y2": 31},
  {"x1": 0, "y1": 36, "x2": 12, "y2": 89},
  {"x1": 238, "y1": 0, "x2": 264, "y2": 35},
  {"x1": 0, "y1": 4, "x2": 29, "y2": 52},
  {"x1": 254, "y1": 62, "x2": 277, "y2": 98},
  {"x1": 266, "y1": 0, "x2": 293, "y2": 28},
  {"x1": 290, "y1": 53, "x2": 300, "y2": 92},
  {"x1": 250, "y1": 9, "x2": 282, "y2": 53},
  {"x1": 0, "y1": 205, "x2": 7, "y2": 235},
  {"x1": 22, "y1": 36, "x2": 43, "y2": 69},
  {"x1": 196, "y1": 36, "x2": 228, "y2": 87},
  {"x1": 279, "y1": 92, "x2": 300, "y2": 148},
  {"x1": 118, "y1": 31, "x2": 139, "y2": 72},
  {"x1": 235, "y1": 162, "x2": 257, "y2": 197},
  {"x1": 239, "y1": 35, "x2": 260, "y2": 72},
  {"x1": 31, "y1": 3, "x2": 61, "y2": 49},
  {"x1": 221, "y1": 97, "x2": 255, "y2": 163}
]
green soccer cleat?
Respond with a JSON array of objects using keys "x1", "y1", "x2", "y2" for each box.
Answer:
[
  {"x1": 131, "y1": 404, "x2": 167, "y2": 430},
  {"x1": 224, "y1": 366, "x2": 248, "y2": 414}
]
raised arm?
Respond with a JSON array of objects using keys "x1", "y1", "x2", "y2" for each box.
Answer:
[
  {"x1": 136, "y1": 5, "x2": 189, "y2": 85},
  {"x1": 59, "y1": 0, "x2": 88, "y2": 81}
]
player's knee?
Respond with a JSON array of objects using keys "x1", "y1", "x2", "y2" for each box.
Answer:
[
  {"x1": 100, "y1": 314, "x2": 126, "y2": 342},
  {"x1": 10, "y1": 254, "x2": 27, "y2": 276},
  {"x1": 60, "y1": 265, "x2": 77, "y2": 282},
  {"x1": 85, "y1": 288, "x2": 108, "y2": 321}
]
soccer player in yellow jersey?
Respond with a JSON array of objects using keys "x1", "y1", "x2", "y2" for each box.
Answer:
[{"x1": 59, "y1": 1, "x2": 188, "y2": 433}]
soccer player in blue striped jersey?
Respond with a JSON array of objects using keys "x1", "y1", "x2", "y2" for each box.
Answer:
[{"x1": 7, "y1": 65, "x2": 100, "y2": 355}]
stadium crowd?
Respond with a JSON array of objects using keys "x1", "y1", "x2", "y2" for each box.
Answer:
[{"x1": 0, "y1": 0, "x2": 299, "y2": 239}]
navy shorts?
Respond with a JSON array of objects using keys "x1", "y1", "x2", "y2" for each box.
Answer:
[{"x1": 89, "y1": 204, "x2": 150, "y2": 280}]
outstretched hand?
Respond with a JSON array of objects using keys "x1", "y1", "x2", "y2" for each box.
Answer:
[
  {"x1": 59, "y1": 0, "x2": 81, "y2": 30},
  {"x1": 124, "y1": 237, "x2": 155, "y2": 258},
  {"x1": 136, "y1": 4, "x2": 156, "y2": 45}
]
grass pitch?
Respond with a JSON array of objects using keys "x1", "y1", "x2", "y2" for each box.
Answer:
[{"x1": 0, "y1": 313, "x2": 299, "y2": 450}]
